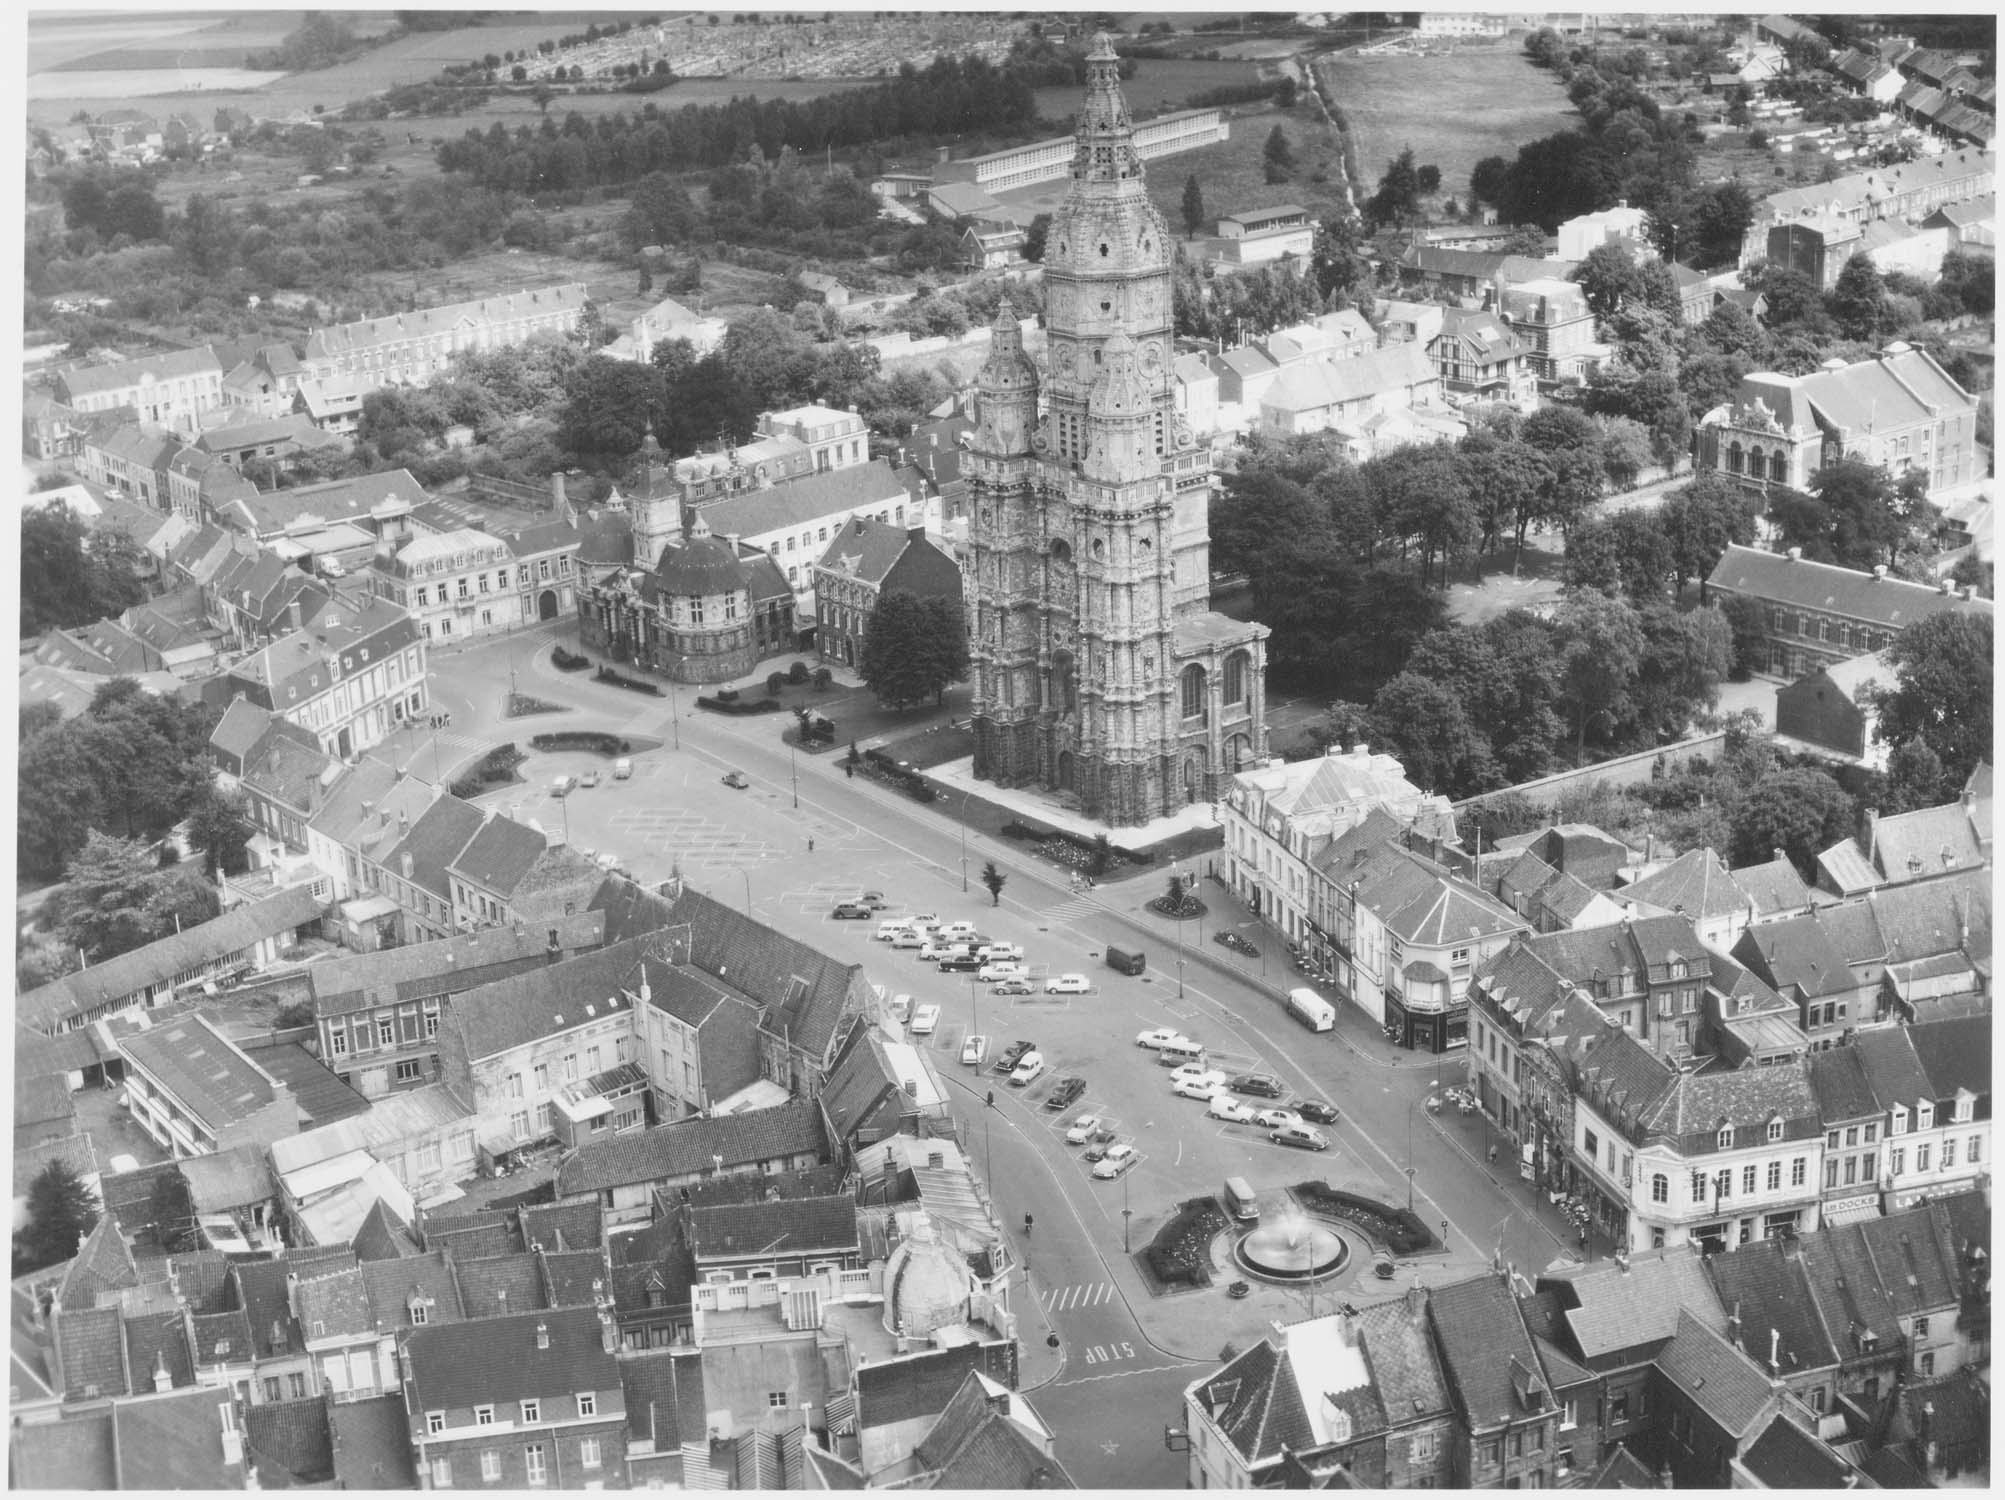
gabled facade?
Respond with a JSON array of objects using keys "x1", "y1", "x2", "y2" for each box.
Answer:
[{"x1": 812, "y1": 517, "x2": 963, "y2": 670}]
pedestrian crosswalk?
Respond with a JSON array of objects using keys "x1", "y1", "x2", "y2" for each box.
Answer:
[
  {"x1": 1041, "y1": 1281, "x2": 1117, "y2": 1313},
  {"x1": 1045, "y1": 896, "x2": 1101, "y2": 926}
]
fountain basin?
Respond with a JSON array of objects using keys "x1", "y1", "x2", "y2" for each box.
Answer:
[{"x1": 1232, "y1": 1215, "x2": 1352, "y2": 1282}]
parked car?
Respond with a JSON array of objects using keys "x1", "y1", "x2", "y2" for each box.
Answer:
[
  {"x1": 1045, "y1": 973, "x2": 1091, "y2": 994},
  {"x1": 995, "y1": 1040, "x2": 1035, "y2": 1073},
  {"x1": 722, "y1": 770, "x2": 750, "y2": 789},
  {"x1": 961, "y1": 1034, "x2": 989, "y2": 1067},
  {"x1": 917, "y1": 942, "x2": 966, "y2": 962},
  {"x1": 1009, "y1": 1052, "x2": 1046, "y2": 1087},
  {"x1": 1169, "y1": 1064, "x2": 1227, "y2": 1088},
  {"x1": 889, "y1": 994, "x2": 913, "y2": 1024},
  {"x1": 1083, "y1": 1140, "x2": 1119, "y2": 1163},
  {"x1": 1293, "y1": 1100, "x2": 1341, "y2": 1125},
  {"x1": 875, "y1": 920, "x2": 915, "y2": 941},
  {"x1": 1253, "y1": 1107, "x2": 1301, "y2": 1130},
  {"x1": 1173, "y1": 1074, "x2": 1228, "y2": 1101},
  {"x1": 1230, "y1": 1073, "x2": 1286, "y2": 1099},
  {"x1": 939, "y1": 955, "x2": 982, "y2": 973},
  {"x1": 1270, "y1": 1124, "x2": 1330, "y2": 1151},
  {"x1": 909, "y1": 1004, "x2": 940, "y2": 1036},
  {"x1": 976, "y1": 941, "x2": 1024, "y2": 962},
  {"x1": 1135, "y1": 1027, "x2": 1190, "y2": 1050},
  {"x1": 1092, "y1": 1144, "x2": 1140, "y2": 1179},
  {"x1": 832, "y1": 903, "x2": 873, "y2": 920},
  {"x1": 992, "y1": 978, "x2": 1034, "y2": 996},
  {"x1": 1044, "y1": 1077, "x2": 1086, "y2": 1111},
  {"x1": 578, "y1": 769, "x2": 601, "y2": 789},
  {"x1": 1064, "y1": 1114, "x2": 1104, "y2": 1145},
  {"x1": 979, "y1": 961, "x2": 1028, "y2": 983},
  {"x1": 939, "y1": 921, "x2": 981, "y2": 941},
  {"x1": 612, "y1": 757, "x2": 633, "y2": 780},
  {"x1": 1208, "y1": 1095, "x2": 1258, "y2": 1124},
  {"x1": 855, "y1": 891, "x2": 888, "y2": 910},
  {"x1": 890, "y1": 930, "x2": 927, "y2": 950}
]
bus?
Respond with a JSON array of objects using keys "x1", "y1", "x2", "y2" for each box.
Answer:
[{"x1": 1286, "y1": 987, "x2": 1336, "y2": 1031}]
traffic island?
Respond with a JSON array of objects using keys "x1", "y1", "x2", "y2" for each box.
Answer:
[
  {"x1": 1288, "y1": 1181, "x2": 1438, "y2": 1257},
  {"x1": 1132, "y1": 1196, "x2": 1231, "y2": 1296}
]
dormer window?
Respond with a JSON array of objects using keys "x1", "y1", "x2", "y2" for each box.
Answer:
[
  {"x1": 1917, "y1": 1101, "x2": 1934, "y2": 1130},
  {"x1": 1766, "y1": 1118, "x2": 1784, "y2": 1144},
  {"x1": 1953, "y1": 1093, "x2": 1973, "y2": 1124},
  {"x1": 1717, "y1": 1125, "x2": 1734, "y2": 1151},
  {"x1": 1891, "y1": 1106, "x2": 1909, "y2": 1135}
]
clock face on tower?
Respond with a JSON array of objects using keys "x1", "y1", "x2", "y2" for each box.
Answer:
[{"x1": 1139, "y1": 340, "x2": 1163, "y2": 377}]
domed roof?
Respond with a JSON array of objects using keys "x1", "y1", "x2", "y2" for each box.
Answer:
[
  {"x1": 977, "y1": 298, "x2": 1038, "y2": 394},
  {"x1": 882, "y1": 1226, "x2": 976, "y2": 1338},
  {"x1": 653, "y1": 528, "x2": 748, "y2": 597}
]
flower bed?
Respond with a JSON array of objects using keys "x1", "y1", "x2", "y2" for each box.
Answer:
[
  {"x1": 1144, "y1": 1196, "x2": 1230, "y2": 1289},
  {"x1": 529, "y1": 731, "x2": 631, "y2": 758},
  {"x1": 1149, "y1": 894, "x2": 1208, "y2": 919},
  {"x1": 1290, "y1": 1182, "x2": 1435, "y2": 1255},
  {"x1": 506, "y1": 692, "x2": 565, "y2": 718},
  {"x1": 697, "y1": 695, "x2": 783, "y2": 715}
]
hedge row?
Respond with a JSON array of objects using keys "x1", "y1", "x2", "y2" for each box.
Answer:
[
  {"x1": 530, "y1": 731, "x2": 631, "y2": 757},
  {"x1": 697, "y1": 695, "x2": 783, "y2": 716},
  {"x1": 859, "y1": 746, "x2": 936, "y2": 802},
  {"x1": 1292, "y1": 1182, "x2": 1435, "y2": 1256},
  {"x1": 595, "y1": 665, "x2": 660, "y2": 696},
  {"x1": 1000, "y1": 818, "x2": 1142, "y2": 869}
]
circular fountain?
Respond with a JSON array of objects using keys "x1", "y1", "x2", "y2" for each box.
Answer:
[{"x1": 1232, "y1": 1206, "x2": 1353, "y2": 1283}]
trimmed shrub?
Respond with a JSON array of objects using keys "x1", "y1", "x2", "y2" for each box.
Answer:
[
  {"x1": 1291, "y1": 1181, "x2": 1436, "y2": 1255},
  {"x1": 766, "y1": 671, "x2": 786, "y2": 696},
  {"x1": 787, "y1": 660, "x2": 809, "y2": 684},
  {"x1": 812, "y1": 666, "x2": 833, "y2": 689},
  {"x1": 552, "y1": 644, "x2": 590, "y2": 671},
  {"x1": 529, "y1": 731, "x2": 631, "y2": 757},
  {"x1": 696, "y1": 695, "x2": 783, "y2": 715},
  {"x1": 717, "y1": 687, "x2": 739, "y2": 702},
  {"x1": 593, "y1": 665, "x2": 661, "y2": 696}
]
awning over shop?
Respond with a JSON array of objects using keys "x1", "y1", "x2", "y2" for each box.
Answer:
[{"x1": 1821, "y1": 1199, "x2": 1884, "y2": 1227}]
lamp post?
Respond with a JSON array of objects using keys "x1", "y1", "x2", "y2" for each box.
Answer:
[
  {"x1": 1406, "y1": 1098, "x2": 1418, "y2": 1213},
  {"x1": 668, "y1": 679, "x2": 680, "y2": 750},
  {"x1": 789, "y1": 739, "x2": 799, "y2": 809},
  {"x1": 1123, "y1": 1173, "x2": 1133, "y2": 1253},
  {"x1": 737, "y1": 867, "x2": 752, "y2": 916},
  {"x1": 1176, "y1": 956, "x2": 1186, "y2": 999}
]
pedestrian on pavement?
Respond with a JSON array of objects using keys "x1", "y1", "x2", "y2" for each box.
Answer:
[
  {"x1": 808, "y1": 838, "x2": 814, "y2": 852},
  {"x1": 986, "y1": 1090, "x2": 995, "y2": 1109},
  {"x1": 1488, "y1": 1144, "x2": 1498, "y2": 1167}
]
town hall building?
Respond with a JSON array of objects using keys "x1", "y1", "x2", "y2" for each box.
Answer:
[{"x1": 963, "y1": 35, "x2": 1268, "y2": 826}]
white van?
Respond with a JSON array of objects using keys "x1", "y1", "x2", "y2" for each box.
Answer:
[
  {"x1": 1223, "y1": 1176, "x2": 1260, "y2": 1222},
  {"x1": 889, "y1": 993, "x2": 914, "y2": 1024},
  {"x1": 1157, "y1": 1037, "x2": 1207, "y2": 1066},
  {"x1": 550, "y1": 774, "x2": 574, "y2": 798},
  {"x1": 1286, "y1": 987, "x2": 1336, "y2": 1032},
  {"x1": 613, "y1": 757, "x2": 634, "y2": 780},
  {"x1": 1009, "y1": 1050, "x2": 1046, "y2": 1086}
]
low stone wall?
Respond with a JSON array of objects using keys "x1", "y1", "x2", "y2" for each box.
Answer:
[{"x1": 1453, "y1": 730, "x2": 1729, "y2": 813}]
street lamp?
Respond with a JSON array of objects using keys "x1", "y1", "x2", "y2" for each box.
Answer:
[
  {"x1": 668, "y1": 680, "x2": 680, "y2": 750},
  {"x1": 789, "y1": 739, "x2": 799, "y2": 810},
  {"x1": 1176, "y1": 956, "x2": 1186, "y2": 999},
  {"x1": 1406, "y1": 1098, "x2": 1418, "y2": 1213},
  {"x1": 1123, "y1": 1173, "x2": 1133, "y2": 1253},
  {"x1": 737, "y1": 868, "x2": 752, "y2": 916}
]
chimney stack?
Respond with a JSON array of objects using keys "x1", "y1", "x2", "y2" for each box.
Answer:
[
  {"x1": 535, "y1": 1319, "x2": 550, "y2": 1350},
  {"x1": 547, "y1": 927, "x2": 562, "y2": 965},
  {"x1": 599, "y1": 1309, "x2": 618, "y2": 1353}
]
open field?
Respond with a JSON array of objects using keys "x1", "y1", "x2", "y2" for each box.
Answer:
[{"x1": 1314, "y1": 43, "x2": 1575, "y2": 206}]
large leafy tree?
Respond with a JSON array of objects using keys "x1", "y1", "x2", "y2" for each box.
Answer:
[
  {"x1": 1554, "y1": 590, "x2": 1646, "y2": 763},
  {"x1": 1660, "y1": 474, "x2": 1761, "y2": 592},
  {"x1": 1629, "y1": 603, "x2": 1732, "y2": 740},
  {"x1": 1565, "y1": 510, "x2": 1677, "y2": 603},
  {"x1": 1180, "y1": 173, "x2": 1205, "y2": 239},
  {"x1": 14, "y1": 1160, "x2": 101, "y2": 1276},
  {"x1": 1574, "y1": 242, "x2": 1646, "y2": 321},
  {"x1": 1874, "y1": 612, "x2": 1993, "y2": 784},
  {"x1": 859, "y1": 590, "x2": 968, "y2": 710},
  {"x1": 19, "y1": 503, "x2": 147, "y2": 637},
  {"x1": 558, "y1": 355, "x2": 669, "y2": 461},
  {"x1": 1367, "y1": 672, "x2": 1490, "y2": 797},
  {"x1": 1730, "y1": 766, "x2": 1857, "y2": 876},
  {"x1": 1768, "y1": 459, "x2": 1910, "y2": 572},
  {"x1": 1827, "y1": 252, "x2": 1891, "y2": 340}
]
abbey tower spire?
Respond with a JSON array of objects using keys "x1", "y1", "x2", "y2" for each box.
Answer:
[{"x1": 963, "y1": 33, "x2": 1268, "y2": 826}]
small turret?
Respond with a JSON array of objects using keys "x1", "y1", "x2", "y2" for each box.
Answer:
[{"x1": 974, "y1": 298, "x2": 1039, "y2": 459}]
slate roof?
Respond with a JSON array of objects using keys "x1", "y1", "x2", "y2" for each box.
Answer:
[
  {"x1": 1622, "y1": 848, "x2": 1750, "y2": 923},
  {"x1": 1869, "y1": 869, "x2": 1990, "y2": 969},
  {"x1": 22, "y1": 883, "x2": 323, "y2": 1031},
  {"x1": 1733, "y1": 856, "x2": 1814, "y2": 920},
  {"x1": 403, "y1": 1305, "x2": 619, "y2": 1410},
  {"x1": 57, "y1": 1214, "x2": 140, "y2": 1312},
  {"x1": 1799, "y1": 1222, "x2": 1904, "y2": 1351},
  {"x1": 1732, "y1": 915, "x2": 1857, "y2": 1000},
  {"x1": 245, "y1": 1395, "x2": 336, "y2": 1487},
  {"x1": 329, "y1": 1395, "x2": 417, "y2": 1491},
  {"x1": 690, "y1": 1194, "x2": 859, "y2": 1261},
  {"x1": 296, "y1": 1266, "x2": 373, "y2": 1342},
  {"x1": 420, "y1": 1210, "x2": 516, "y2": 1261},
  {"x1": 541, "y1": 1248, "x2": 609, "y2": 1308},
  {"x1": 1639, "y1": 1057, "x2": 1819, "y2": 1142},
  {"x1": 1588, "y1": 1442, "x2": 1661, "y2": 1488},
  {"x1": 520, "y1": 1200, "x2": 604, "y2": 1253},
  {"x1": 1851, "y1": 1026, "x2": 1933, "y2": 1111},
  {"x1": 8, "y1": 1408, "x2": 116, "y2": 1488},
  {"x1": 55, "y1": 1304, "x2": 129, "y2": 1400},
  {"x1": 1654, "y1": 1309, "x2": 1780, "y2": 1439},
  {"x1": 1738, "y1": 1414, "x2": 1853, "y2": 1488},
  {"x1": 1856, "y1": 1208, "x2": 1959, "y2": 1315},
  {"x1": 854, "y1": 1343, "x2": 1015, "y2": 1433},
  {"x1": 691, "y1": 460, "x2": 911, "y2": 542},
  {"x1": 451, "y1": 1252, "x2": 548, "y2": 1320},
  {"x1": 1354, "y1": 1295, "x2": 1453, "y2": 1421},
  {"x1": 309, "y1": 910, "x2": 606, "y2": 1014},
  {"x1": 1706, "y1": 543, "x2": 1992, "y2": 631},
  {"x1": 242, "y1": 1038, "x2": 370, "y2": 1127},
  {"x1": 359, "y1": 1250, "x2": 465, "y2": 1332},
  {"x1": 556, "y1": 1099, "x2": 827, "y2": 1195},
  {"x1": 1871, "y1": 800, "x2": 1985, "y2": 883},
  {"x1": 1703, "y1": 1237, "x2": 1841, "y2": 1376},
  {"x1": 1260, "y1": 343, "x2": 1437, "y2": 415},
  {"x1": 661, "y1": 885, "x2": 864, "y2": 1060},
  {"x1": 923, "y1": 1401, "x2": 1075, "y2": 1488},
  {"x1": 620, "y1": 1346, "x2": 704, "y2": 1453},
  {"x1": 1543, "y1": 1245, "x2": 1728, "y2": 1360},
  {"x1": 1905, "y1": 1013, "x2": 1990, "y2": 1104},
  {"x1": 1809, "y1": 1043, "x2": 1880, "y2": 1123},
  {"x1": 1427, "y1": 1273, "x2": 1546, "y2": 1430},
  {"x1": 350, "y1": 1197, "x2": 420, "y2": 1262},
  {"x1": 112, "y1": 1385, "x2": 246, "y2": 1488},
  {"x1": 442, "y1": 936, "x2": 642, "y2": 1061},
  {"x1": 448, "y1": 813, "x2": 554, "y2": 895},
  {"x1": 59, "y1": 346, "x2": 222, "y2": 399},
  {"x1": 379, "y1": 794, "x2": 487, "y2": 902}
]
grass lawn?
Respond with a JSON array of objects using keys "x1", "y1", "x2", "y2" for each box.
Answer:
[
  {"x1": 1314, "y1": 43, "x2": 1575, "y2": 206},
  {"x1": 1032, "y1": 56, "x2": 1261, "y2": 122},
  {"x1": 1144, "y1": 102, "x2": 1352, "y2": 232}
]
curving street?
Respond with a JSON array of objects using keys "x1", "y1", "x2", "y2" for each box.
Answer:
[{"x1": 409, "y1": 624, "x2": 1614, "y2": 1476}]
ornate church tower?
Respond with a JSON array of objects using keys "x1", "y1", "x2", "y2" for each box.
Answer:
[
  {"x1": 965, "y1": 34, "x2": 1267, "y2": 826},
  {"x1": 629, "y1": 425, "x2": 674, "y2": 569}
]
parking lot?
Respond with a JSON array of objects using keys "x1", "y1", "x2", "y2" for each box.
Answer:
[{"x1": 812, "y1": 894, "x2": 1375, "y2": 1244}]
